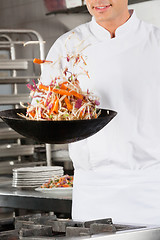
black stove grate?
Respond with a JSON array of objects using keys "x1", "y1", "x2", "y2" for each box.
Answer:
[{"x1": 0, "y1": 213, "x2": 145, "y2": 239}]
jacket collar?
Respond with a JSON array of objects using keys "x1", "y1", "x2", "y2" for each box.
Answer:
[{"x1": 89, "y1": 10, "x2": 140, "y2": 40}]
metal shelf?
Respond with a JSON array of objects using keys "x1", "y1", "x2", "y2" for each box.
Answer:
[
  {"x1": 0, "y1": 30, "x2": 48, "y2": 169},
  {"x1": 0, "y1": 144, "x2": 34, "y2": 157},
  {"x1": 0, "y1": 60, "x2": 28, "y2": 70},
  {"x1": 0, "y1": 94, "x2": 30, "y2": 105},
  {"x1": 0, "y1": 76, "x2": 39, "y2": 84},
  {"x1": 0, "y1": 128, "x2": 24, "y2": 140}
]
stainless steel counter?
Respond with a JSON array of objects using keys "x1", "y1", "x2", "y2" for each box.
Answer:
[{"x1": 0, "y1": 178, "x2": 72, "y2": 214}]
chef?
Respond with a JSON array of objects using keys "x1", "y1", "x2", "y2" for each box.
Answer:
[{"x1": 40, "y1": 0, "x2": 160, "y2": 224}]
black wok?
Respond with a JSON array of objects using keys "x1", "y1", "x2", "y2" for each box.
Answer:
[{"x1": 0, "y1": 108, "x2": 117, "y2": 144}]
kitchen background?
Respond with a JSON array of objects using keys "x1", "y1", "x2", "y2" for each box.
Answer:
[
  {"x1": 0, "y1": 0, "x2": 160, "y2": 238},
  {"x1": 0, "y1": 0, "x2": 159, "y2": 182},
  {"x1": 0, "y1": 0, "x2": 159, "y2": 221},
  {"x1": 0, "y1": 0, "x2": 159, "y2": 175}
]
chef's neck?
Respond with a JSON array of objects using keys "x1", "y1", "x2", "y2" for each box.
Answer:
[{"x1": 96, "y1": 10, "x2": 131, "y2": 38}]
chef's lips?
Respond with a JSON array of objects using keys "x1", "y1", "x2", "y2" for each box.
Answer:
[{"x1": 86, "y1": 0, "x2": 112, "y2": 12}]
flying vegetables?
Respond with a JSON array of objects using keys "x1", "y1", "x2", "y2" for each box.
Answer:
[{"x1": 19, "y1": 33, "x2": 100, "y2": 121}]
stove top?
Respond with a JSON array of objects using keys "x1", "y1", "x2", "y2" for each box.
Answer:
[{"x1": 1, "y1": 213, "x2": 160, "y2": 240}]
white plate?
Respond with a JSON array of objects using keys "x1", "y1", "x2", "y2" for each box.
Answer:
[
  {"x1": 13, "y1": 170, "x2": 63, "y2": 175},
  {"x1": 35, "y1": 187, "x2": 73, "y2": 195},
  {"x1": 13, "y1": 166, "x2": 63, "y2": 173},
  {"x1": 12, "y1": 166, "x2": 64, "y2": 188},
  {"x1": 13, "y1": 174, "x2": 63, "y2": 180},
  {"x1": 12, "y1": 184, "x2": 38, "y2": 188}
]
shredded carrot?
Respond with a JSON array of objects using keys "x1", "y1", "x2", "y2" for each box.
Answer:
[
  {"x1": 28, "y1": 110, "x2": 35, "y2": 118},
  {"x1": 60, "y1": 81, "x2": 68, "y2": 87},
  {"x1": 63, "y1": 185, "x2": 70, "y2": 188},
  {"x1": 39, "y1": 83, "x2": 50, "y2": 91},
  {"x1": 33, "y1": 58, "x2": 53, "y2": 64},
  {"x1": 60, "y1": 83, "x2": 69, "y2": 90},
  {"x1": 70, "y1": 90, "x2": 84, "y2": 100},
  {"x1": 39, "y1": 83, "x2": 84, "y2": 100},
  {"x1": 64, "y1": 97, "x2": 73, "y2": 111},
  {"x1": 49, "y1": 96, "x2": 57, "y2": 115},
  {"x1": 53, "y1": 88, "x2": 72, "y2": 96},
  {"x1": 81, "y1": 56, "x2": 87, "y2": 65},
  {"x1": 60, "y1": 84, "x2": 84, "y2": 99},
  {"x1": 53, "y1": 98, "x2": 59, "y2": 114},
  {"x1": 80, "y1": 66, "x2": 90, "y2": 79},
  {"x1": 79, "y1": 110, "x2": 84, "y2": 119}
]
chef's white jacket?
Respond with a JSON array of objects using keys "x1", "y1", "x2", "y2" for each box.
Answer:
[{"x1": 41, "y1": 10, "x2": 160, "y2": 225}]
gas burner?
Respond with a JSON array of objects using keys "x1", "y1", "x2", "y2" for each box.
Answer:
[
  {"x1": 15, "y1": 213, "x2": 116, "y2": 238},
  {"x1": 0, "y1": 213, "x2": 160, "y2": 239}
]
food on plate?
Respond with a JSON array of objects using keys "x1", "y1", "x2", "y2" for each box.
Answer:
[{"x1": 40, "y1": 175, "x2": 73, "y2": 188}]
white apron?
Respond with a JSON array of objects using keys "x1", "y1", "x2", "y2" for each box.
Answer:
[{"x1": 41, "y1": 11, "x2": 160, "y2": 225}]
